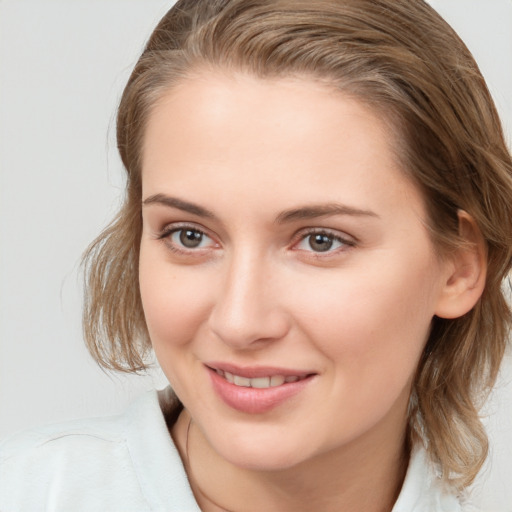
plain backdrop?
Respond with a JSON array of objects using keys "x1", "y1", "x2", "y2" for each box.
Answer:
[{"x1": 1, "y1": 1, "x2": 511, "y2": 509}]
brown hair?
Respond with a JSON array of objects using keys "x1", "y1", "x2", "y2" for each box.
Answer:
[{"x1": 83, "y1": 0, "x2": 512, "y2": 489}]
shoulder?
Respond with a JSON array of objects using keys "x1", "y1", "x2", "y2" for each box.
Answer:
[
  {"x1": 0, "y1": 402, "x2": 146, "y2": 511},
  {"x1": 0, "y1": 388, "x2": 200, "y2": 512},
  {"x1": 0, "y1": 411, "x2": 127, "y2": 459},
  {"x1": 392, "y1": 446, "x2": 476, "y2": 512}
]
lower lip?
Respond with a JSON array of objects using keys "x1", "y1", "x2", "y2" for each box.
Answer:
[{"x1": 207, "y1": 368, "x2": 313, "y2": 414}]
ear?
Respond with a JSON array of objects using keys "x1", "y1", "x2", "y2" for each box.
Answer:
[{"x1": 434, "y1": 211, "x2": 487, "y2": 319}]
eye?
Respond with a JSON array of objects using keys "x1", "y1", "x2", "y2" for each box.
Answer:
[
  {"x1": 172, "y1": 228, "x2": 208, "y2": 249},
  {"x1": 295, "y1": 230, "x2": 353, "y2": 254},
  {"x1": 158, "y1": 225, "x2": 217, "y2": 252}
]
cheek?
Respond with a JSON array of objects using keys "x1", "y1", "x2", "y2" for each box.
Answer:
[
  {"x1": 138, "y1": 247, "x2": 213, "y2": 351},
  {"x1": 290, "y1": 257, "x2": 439, "y2": 385},
  {"x1": 138, "y1": 252, "x2": 216, "y2": 402}
]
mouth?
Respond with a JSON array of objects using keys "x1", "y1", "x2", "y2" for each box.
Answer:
[
  {"x1": 211, "y1": 368, "x2": 307, "y2": 389},
  {"x1": 205, "y1": 363, "x2": 316, "y2": 414}
]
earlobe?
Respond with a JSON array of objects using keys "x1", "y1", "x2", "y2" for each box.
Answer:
[{"x1": 434, "y1": 211, "x2": 487, "y2": 319}]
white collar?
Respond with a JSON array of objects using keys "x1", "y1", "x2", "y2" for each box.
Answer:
[{"x1": 393, "y1": 445, "x2": 463, "y2": 511}]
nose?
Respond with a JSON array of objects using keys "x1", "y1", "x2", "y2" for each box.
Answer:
[{"x1": 208, "y1": 251, "x2": 291, "y2": 350}]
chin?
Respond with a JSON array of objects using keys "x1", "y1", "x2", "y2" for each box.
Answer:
[
  {"x1": 226, "y1": 449, "x2": 305, "y2": 472},
  {"x1": 208, "y1": 426, "x2": 315, "y2": 472}
]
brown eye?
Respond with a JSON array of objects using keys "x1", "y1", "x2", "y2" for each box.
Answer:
[
  {"x1": 159, "y1": 224, "x2": 218, "y2": 254},
  {"x1": 179, "y1": 229, "x2": 204, "y2": 248},
  {"x1": 308, "y1": 234, "x2": 334, "y2": 252},
  {"x1": 295, "y1": 230, "x2": 352, "y2": 255}
]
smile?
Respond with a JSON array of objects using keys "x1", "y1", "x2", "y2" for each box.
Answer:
[
  {"x1": 206, "y1": 364, "x2": 315, "y2": 414},
  {"x1": 213, "y1": 369, "x2": 302, "y2": 388}
]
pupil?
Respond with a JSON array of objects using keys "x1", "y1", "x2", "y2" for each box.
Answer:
[
  {"x1": 309, "y1": 234, "x2": 333, "y2": 252},
  {"x1": 180, "y1": 229, "x2": 202, "y2": 248}
]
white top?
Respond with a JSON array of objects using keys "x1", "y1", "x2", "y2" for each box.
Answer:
[{"x1": 0, "y1": 388, "x2": 469, "y2": 511}]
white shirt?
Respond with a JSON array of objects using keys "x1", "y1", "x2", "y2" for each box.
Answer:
[{"x1": 0, "y1": 388, "x2": 468, "y2": 511}]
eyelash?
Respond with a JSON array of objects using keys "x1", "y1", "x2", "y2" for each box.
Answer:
[
  {"x1": 156, "y1": 224, "x2": 355, "y2": 257},
  {"x1": 292, "y1": 228, "x2": 355, "y2": 256},
  {"x1": 157, "y1": 224, "x2": 217, "y2": 256}
]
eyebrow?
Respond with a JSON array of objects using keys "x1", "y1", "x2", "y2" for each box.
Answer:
[
  {"x1": 275, "y1": 203, "x2": 379, "y2": 224},
  {"x1": 142, "y1": 193, "x2": 379, "y2": 223},
  {"x1": 143, "y1": 194, "x2": 216, "y2": 218}
]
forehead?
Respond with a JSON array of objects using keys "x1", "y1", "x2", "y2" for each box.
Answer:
[
  {"x1": 141, "y1": 71, "x2": 425, "y2": 220},
  {"x1": 143, "y1": 71, "x2": 393, "y2": 157}
]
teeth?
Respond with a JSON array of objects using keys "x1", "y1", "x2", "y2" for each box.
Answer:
[
  {"x1": 251, "y1": 377, "x2": 270, "y2": 388},
  {"x1": 233, "y1": 375, "x2": 252, "y2": 387},
  {"x1": 270, "y1": 375, "x2": 286, "y2": 386},
  {"x1": 216, "y1": 370, "x2": 303, "y2": 388}
]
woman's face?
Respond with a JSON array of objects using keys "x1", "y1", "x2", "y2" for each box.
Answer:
[{"x1": 139, "y1": 72, "x2": 452, "y2": 470}]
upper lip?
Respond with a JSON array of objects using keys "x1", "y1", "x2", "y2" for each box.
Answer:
[{"x1": 205, "y1": 362, "x2": 315, "y2": 379}]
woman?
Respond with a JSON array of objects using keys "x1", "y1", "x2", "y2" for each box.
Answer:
[{"x1": 1, "y1": 0, "x2": 511, "y2": 510}]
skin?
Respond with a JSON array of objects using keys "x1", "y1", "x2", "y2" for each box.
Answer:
[{"x1": 138, "y1": 71, "x2": 471, "y2": 512}]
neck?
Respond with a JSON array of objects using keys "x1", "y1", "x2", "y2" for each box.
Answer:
[{"x1": 172, "y1": 409, "x2": 409, "y2": 512}]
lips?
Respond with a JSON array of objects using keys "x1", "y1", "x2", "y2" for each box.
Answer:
[
  {"x1": 206, "y1": 363, "x2": 315, "y2": 414},
  {"x1": 213, "y1": 368, "x2": 303, "y2": 388}
]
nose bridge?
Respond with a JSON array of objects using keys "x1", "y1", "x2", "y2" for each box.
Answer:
[{"x1": 208, "y1": 244, "x2": 289, "y2": 348}]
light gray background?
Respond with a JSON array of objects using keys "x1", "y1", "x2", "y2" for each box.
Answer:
[{"x1": 1, "y1": 1, "x2": 511, "y2": 509}]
